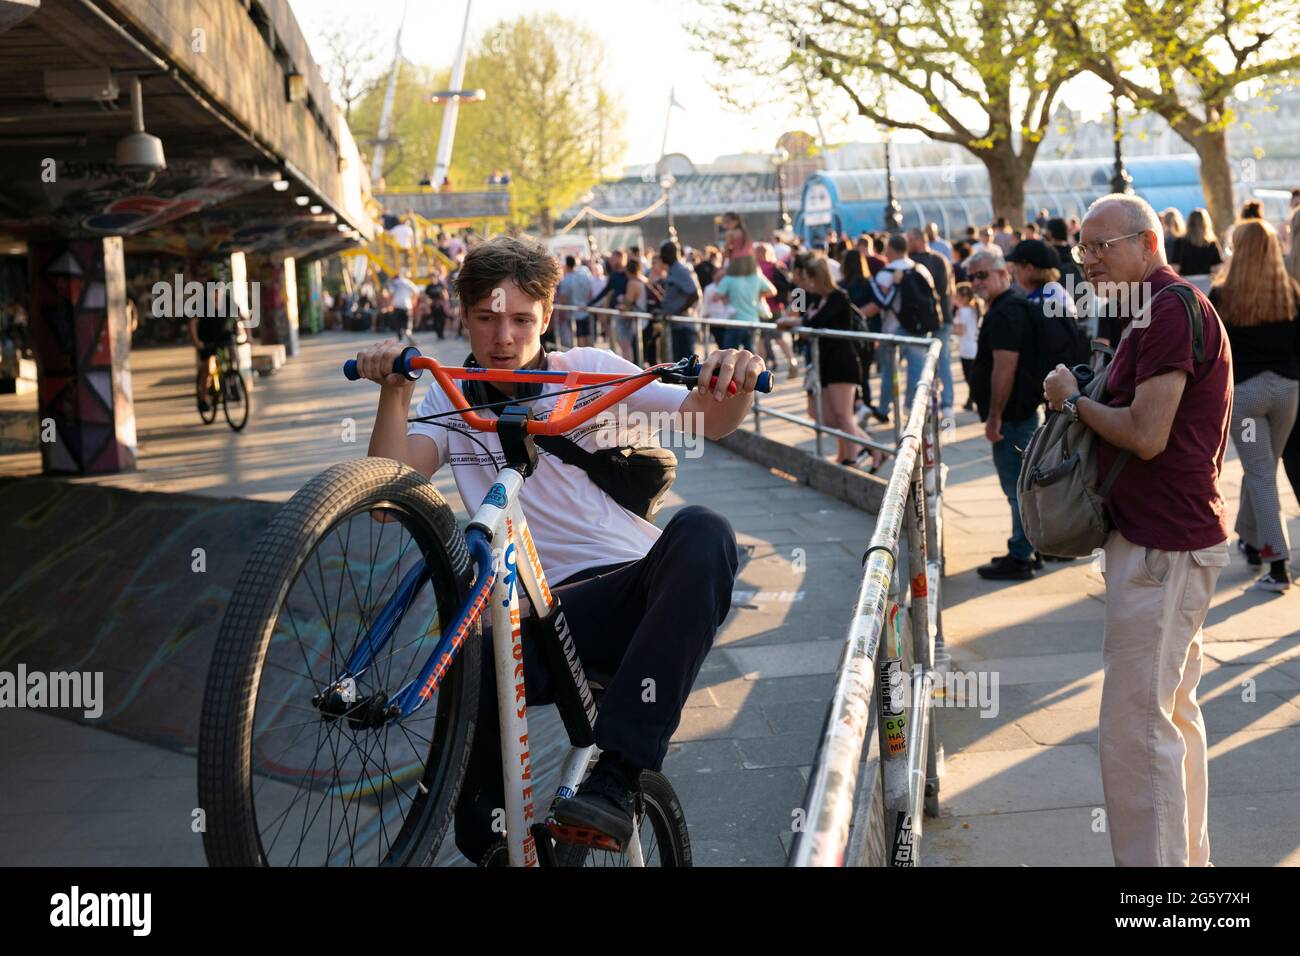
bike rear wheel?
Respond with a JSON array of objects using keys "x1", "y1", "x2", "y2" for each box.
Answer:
[
  {"x1": 222, "y1": 365, "x2": 250, "y2": 431},
  {"x1": 198, "y1": 458, "x2": 481, "y2": 866},
  {"x1": 553, "y1": 771, "x2": 691, "y2": 867}
]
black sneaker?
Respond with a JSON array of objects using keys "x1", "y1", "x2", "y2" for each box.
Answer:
[
  {"x1": 977, "y1": 554, "x2": 1036, "y2": 581},
  {"x1": 551, "y1": 753, "x2": 640, "y2": 849},
  {"x1": 1237, "y1": 539, "x2": 1262, "y2": 568}
]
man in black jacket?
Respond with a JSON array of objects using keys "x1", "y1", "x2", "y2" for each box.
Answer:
[{"x1": 966, "y1": 249, "x2": 1042, "y2": 581}]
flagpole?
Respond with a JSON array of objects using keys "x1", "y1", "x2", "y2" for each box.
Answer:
[
  {"x1": 433, "y1": 0, "x2": 474, "y2": 187},
  {"x1": 659, "y1": 87, "x2": 674, "y2": 167},
  {"x1": 370, "y1": 0, "x2": 410, "y2": 184}
]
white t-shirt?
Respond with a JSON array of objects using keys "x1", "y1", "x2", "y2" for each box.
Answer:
[
  {"x1": 390, "y1": 276, "x2": 419, "y2": 310},
  {"x1": 954, "y1": 305, "x2": 979, "y2": 360},
  {"x1": 701, "y1": 282, "x2": 734, "y2": 320},
  {"x1": 407, "y1": 347, "x2": 690, "y2": 585},
  {"x1": 388, "y1": 222, "x2": 414, "y2": 249}
]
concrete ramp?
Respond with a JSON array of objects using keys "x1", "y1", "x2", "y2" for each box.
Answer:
[{"x1": 0, "y1": 478, "x2": 277, "y2": 750}]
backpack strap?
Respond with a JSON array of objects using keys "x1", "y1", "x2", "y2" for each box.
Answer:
[
  {"x1": 1093, "y1": 282, "x2": 1204, "y2": 498},
  {"x1": 1152, "y1": 283, "x2": 1206, "y2": 363},
  {"x1": 1098, "y1": 450, "x2": 1130, "y2": 497},
  {"x1": 534, "y1": 433, "x2": 597, "y2": 469}
]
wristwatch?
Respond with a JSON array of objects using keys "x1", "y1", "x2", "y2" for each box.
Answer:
[{"x1": 1062, "y1": 393, "x2": 1085, "y2": 424}]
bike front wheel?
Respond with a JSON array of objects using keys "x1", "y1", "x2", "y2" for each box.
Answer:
[{"x1": 198, "y1": 458, "x2": 481, "y2": 866}]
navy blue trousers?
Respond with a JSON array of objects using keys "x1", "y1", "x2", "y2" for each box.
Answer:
[{"x1": 452, "y1": 505, "x2": 738, "y2": 861}]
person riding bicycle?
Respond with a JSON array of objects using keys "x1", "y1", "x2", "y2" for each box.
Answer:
[
  {"x1": 353, "y1": 234, "x2": 766, "y2": 864},
  {"x1": 189, "y1": 306, "x2": 243, "y2": 413}
]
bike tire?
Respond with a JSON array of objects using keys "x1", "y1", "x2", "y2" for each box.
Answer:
[
  {"x1": 198, "y1": 382, "x2": 219, "y2": 424},
  {"x1": 198, "y1": 458, "x2": 481, "y2": 866},
  {"x1": 222, "y1": 368, "x2": 250, "y2": 432},
  {"x1": 553, "y1": 770, "x2": 691, "y2": 867}
]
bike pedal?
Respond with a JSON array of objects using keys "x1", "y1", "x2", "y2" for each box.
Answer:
[{"x1": 545, "y1": 821, "x2": 623, "y2": 853}]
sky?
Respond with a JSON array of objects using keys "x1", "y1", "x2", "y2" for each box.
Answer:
[{"x1": 288, "y1": 0, "x2": 1113, "y2": 169}]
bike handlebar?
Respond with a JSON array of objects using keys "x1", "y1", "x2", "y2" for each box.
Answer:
[{"x1": 343, "y1": 349, "x2": 772, "y2": 435}]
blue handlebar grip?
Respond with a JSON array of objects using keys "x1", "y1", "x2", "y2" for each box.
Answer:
[
  {"x1": 395, "y1": 346, "x2": 421, "y2": 380},
  {"x1": 343, "y1": 347, "x2": 422, "y2": 382},
  {"x1": 756, "y1": 370, "x2": 773, "y2": 393}
]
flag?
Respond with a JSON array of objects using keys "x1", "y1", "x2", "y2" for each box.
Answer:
[{"x1": 669, "y1": 86, "x2": 685, "y2": 111}]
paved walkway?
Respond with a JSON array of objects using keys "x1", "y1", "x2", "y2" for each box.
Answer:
[
  {"x1": 753, "y1": 347, "x2": 1300, "y2": 866},
  {"x1": 2, "y1": 332, "x2": 1296, "y2": 866},
  {"x1": 0, "y1": 331, "x2": 869, "y2": 866}
]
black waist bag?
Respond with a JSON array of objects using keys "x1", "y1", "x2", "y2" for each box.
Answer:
[{"x1": 534, "y1": 435, "x2": 676, "y2": 523}]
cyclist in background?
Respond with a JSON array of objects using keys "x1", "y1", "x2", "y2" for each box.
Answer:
[
  {"x1": 189, "y1": 303, "x2": 240, "y2": 414},
  {"x1": 353, "y1": 234, "x2": 765, "y2": 864}
]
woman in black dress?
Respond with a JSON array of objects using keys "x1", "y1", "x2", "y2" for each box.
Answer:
[{"x1": 782, "y1": 255, "x2": 883, "y2": 471}]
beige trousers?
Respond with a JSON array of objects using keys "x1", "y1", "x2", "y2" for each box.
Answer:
[{"x1": 1100, "y1": 530, "x2": 1228, "y2": 867}]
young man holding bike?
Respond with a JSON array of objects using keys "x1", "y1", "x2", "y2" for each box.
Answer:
[{"x1": 353, "y1": 234, "x2": 765, "y2": 864}]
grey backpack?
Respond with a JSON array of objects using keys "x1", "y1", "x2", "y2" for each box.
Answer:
[{"x1": 1017, "y1": 284, "x2": 1205, "y2": 558}]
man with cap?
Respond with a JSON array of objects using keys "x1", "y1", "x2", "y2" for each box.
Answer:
[{"x1": 1007, "y1": 238, "x2": 1077, "y2": 322}]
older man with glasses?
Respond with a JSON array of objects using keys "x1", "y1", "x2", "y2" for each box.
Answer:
[
  {"x1": 966, "y1": 249, "x2": 1044, "y2": 580},
  {"x1": 1043, "y1": 193, "x2": 1233, "y2": 867}
]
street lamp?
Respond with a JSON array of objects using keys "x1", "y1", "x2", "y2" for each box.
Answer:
[
  {"x1": 580, "y1": 191, "x2": 595, "y2": 254},
  {"x1": 659, "y1": 172, "x2": 677, "y2": 243},
  {"x1": 883, "y1": 137, "x2": 903, "y2": 233},
  {"x1": 429, "y1": 89, "x2": 487, "y2": 104},
  {"x1": 771, "y1": 146, "x2": 791, "y2": 232},
  {"x1": 1110, "y1": 91, "x2": 1134, "y2": 195}
]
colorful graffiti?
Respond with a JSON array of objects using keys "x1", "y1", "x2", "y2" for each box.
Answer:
[{"x1": 29, "y1": 236, "x2": 136, "y2": 474}]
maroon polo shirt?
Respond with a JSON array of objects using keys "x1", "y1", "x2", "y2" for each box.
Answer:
[{"x1": 1097, "y1": 266, "x2": 1233, "y2": 551}]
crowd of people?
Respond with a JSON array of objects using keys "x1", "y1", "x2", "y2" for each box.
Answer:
[
  {"x1": 322, "y1": 165, "x2": 1300, "y2": 872},
  {"x1": 344, "y1": 189, "x2": 1300, "y2": 545}
]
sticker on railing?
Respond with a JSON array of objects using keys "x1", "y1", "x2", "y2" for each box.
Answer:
[{"x1": 879, "y1": 657, "x2": 908, "y2": 756}]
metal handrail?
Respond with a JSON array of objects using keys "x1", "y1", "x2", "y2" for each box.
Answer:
[
  {"x1": 551, "y1": 302, "x2": 940, "y2": 458},
  {"x1": 787, "y1": 340, "x2": 946, "y2": 866}
]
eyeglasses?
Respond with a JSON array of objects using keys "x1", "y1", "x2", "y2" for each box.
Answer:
[
  {"x1": 1071, "y1": 230, "x2": 1147, "y2": 264},
  {"x1": 968, "y1": 270, "x2": 993, "y2": 281}
]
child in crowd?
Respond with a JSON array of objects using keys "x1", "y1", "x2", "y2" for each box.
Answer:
[{"x1": 953, "y1": 282, "x2": 983, "y2": 412}]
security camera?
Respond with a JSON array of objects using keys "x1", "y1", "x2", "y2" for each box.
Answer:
[
  {"x1": 114, "y1": 76, "x2": 166, "y2": 185},
  {"x1": 116, "y1": 131, "x2": 166, "y2": 183}
]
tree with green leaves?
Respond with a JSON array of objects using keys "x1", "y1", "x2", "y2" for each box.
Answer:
[
  {"x1": 454, "y1": 14, "x2": 625, "y2": 234},
  {"x1": 345, "y1": 14, "x2": 624, "y2": 233},
  {"x1": 691, "y1": 0, "x2": 1085, "y2": 225},
  {"x1": 1055, "y1": 0, "x2": 1300, "y2": 232},
  {"x1": 347, "y1": 61, "x2": 442, "y2": 186}
]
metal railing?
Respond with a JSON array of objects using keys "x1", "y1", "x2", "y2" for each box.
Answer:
[
  {"x1": 553, "y1": 302, "x2": 951, "y2": 865},
  {"x1": 786, "y1": 340, "x2": 948, "y2": 866},
  {"x1": 550, "y1": 302, "x2": 939, "y2": 460}
]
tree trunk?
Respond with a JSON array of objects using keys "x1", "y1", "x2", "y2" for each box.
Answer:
[
  {"x1": 1191, "y1": 128, "x2": 1236, "y2": 239},
  {"x1": 983, "y1": 150, "x2": 1027, "y2": 226}
]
